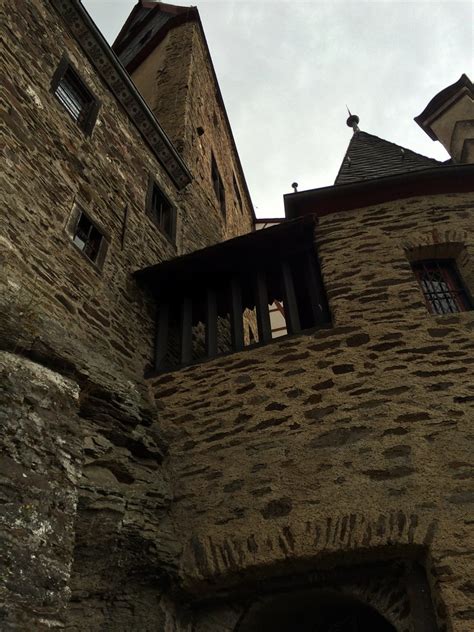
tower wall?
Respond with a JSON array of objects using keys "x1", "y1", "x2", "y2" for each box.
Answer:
[
  {"x1": 129, "y1": 18, "x2": 255, "y2": 242},
  {"x1": 150, "y1": 192, "x2": 474, "y2": 631}
]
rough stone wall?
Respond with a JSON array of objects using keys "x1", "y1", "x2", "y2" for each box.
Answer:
[
  {"x1": 1, "y1": 2, "x2": 185, "y2": 627},
  {"x1": 2, "y1": 0, "x2": 253, "y2": 389},
  {"x1": 150, "y1": 193, "x2": 474, "y2": 631},
  {"x1": 0, "y1": 353, "x2": 82, "y2": 630},
  {"x1": 130, "y1": 20, "x2": 255, "y2": 244},
  {"x1": 3, "y1": 0, "x2": 170, "y2": 384}
]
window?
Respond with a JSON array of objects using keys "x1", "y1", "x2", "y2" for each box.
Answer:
[
  {"x1": 51, "y1": 57, "x2": 100, "y2": 134},
  {"x1": 211, "y1": 153, "x2": 226, "y2": 218},
  {"x1": 233, "y1": 173, "x2": 243, "y2": 212},
  {"x1": 146, "y1": 180, "x2": 175, "y2": 240},
  {"x1": 70, "y1": 209, "x2": 107, "y2": 266},
  {"x1": 412, "y1": 259, "x2": 472, "y2": 314}
]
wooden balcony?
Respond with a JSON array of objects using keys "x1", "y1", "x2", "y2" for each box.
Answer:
[{"x1": 135, "y1": 216, "x2": 331, "y2": 372}]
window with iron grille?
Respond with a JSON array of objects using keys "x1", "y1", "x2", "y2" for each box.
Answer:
[
  {"x1": 71, "y1": 210, "x2": 106, "y2": 266},
  {"x1": 211, "y1": 153, "x2": 226, "y2": 218},
  {"x1": 51, "y1": 56, "x2": 100, "y2": 134},
  {"x1": 146, "y1": 180, "x2": 175, "y2": 241},
  {"x1": 412, "y1": 259, "x2": 472, "y2": 315}
]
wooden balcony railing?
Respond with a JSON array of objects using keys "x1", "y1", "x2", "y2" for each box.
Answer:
[{"x1": 135, "y1": 216, "x2": 331, "y2": 372}]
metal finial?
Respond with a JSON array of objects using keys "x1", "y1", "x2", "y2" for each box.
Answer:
[
  {"x1": 346, "y1": 106, "x2": 360, "y2": 132},
  {"x1": 291, "y1": 182, "x2": 298, "y2": 193}
]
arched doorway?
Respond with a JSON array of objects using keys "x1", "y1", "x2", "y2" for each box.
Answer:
[{"x1": 236, "y1": 589, "x2": 397, "y2": 632}]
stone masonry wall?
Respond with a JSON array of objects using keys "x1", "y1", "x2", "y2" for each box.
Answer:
[
  {"x1": 150, "y1": 193, "x2": 474, "y2": 631},
  {"x1": 0, "y1": 353, "x2": 82, "y2": 630},
  {"x1": 1, "y1": 2, "x2": 202, "y2": 627},
  {"x1": 2, "y1": 0, "x2": 254, "y2": 391},
  {"x1": 130, "y1": 19, "x2": 255, "y2": 245}
]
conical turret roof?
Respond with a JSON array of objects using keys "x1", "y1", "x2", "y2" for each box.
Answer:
[{"x1": 335, "y1": 130, "x2": 445, "y2": 185}]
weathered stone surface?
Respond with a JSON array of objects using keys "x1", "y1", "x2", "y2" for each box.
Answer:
[
  {"x1": 150, "y1": 195, "x2": 474, "y2": 631},
  {"x1": 0, "y1": 353, "x2": 82, "y2": 630},
  {"x1": 2, "y1": 0, "x2": 474, "y2": 630}
]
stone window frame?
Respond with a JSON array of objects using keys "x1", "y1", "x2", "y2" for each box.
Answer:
[
  {"x1": 65, "y1": 201, "x2": 109, "y2": 271},
  {"x1": 51, "y1": 54, "x2": 101, "y2": 136},
  {"x1": 145, "y1": 176, "x2": 177, "y2": 244},
  {"x1": 405, "y1": 240, "x2": 473, "y2": 315}
]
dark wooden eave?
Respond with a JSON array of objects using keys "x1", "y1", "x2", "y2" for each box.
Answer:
[
  {"x1": 284, "y1": 164, "x2": 474, "y2": 220},
  {"x1": 50, "y1": 0, "x2": 192, "y2": 189},
  {"x1": 135, "y1": 216, "x2": 316, "y2": 296}
]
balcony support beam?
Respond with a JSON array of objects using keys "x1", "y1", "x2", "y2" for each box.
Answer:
[
  {"x1": 281, "y1": 260, "x2": 301, "y2": 334},
  {"x1": 154, "y1": 302, "x2": 169, "y2": 371},
  {"x1": 206, "y1": 288, "x2": 218, "y2": 357},
  {"x1": 180, "y1": 296, "x2": 193, "y2": 365},
  {"x1": 254, "y1": 270, "x2": 272, "y2": 343},
  {"x1": 229, "y1": 277, "x2": 244, "y2": 351}
]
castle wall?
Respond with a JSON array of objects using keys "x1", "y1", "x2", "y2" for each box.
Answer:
[
  {"x1": 0, "y1": 352, "x2": 82, "y2": 630},
  {"x1": 2, "y1": 0, "x2": 172, "y2": 385},
  {"x1": 130, "y1": 20, "x2": 255, "y2": 243},
  {"x1": 150, "y1": 193, "x2": 474, "y2": 631},
  {"x1": 1, "y1": 2, "x2": 192, "y2": 627},
  {"x1": 2, "y1": 0, "x2": 253, "y2": 391}
]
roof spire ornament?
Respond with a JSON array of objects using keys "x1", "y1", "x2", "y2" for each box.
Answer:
[{"x1": 346, "y1": 106, "x2": 360, "y2": 133}]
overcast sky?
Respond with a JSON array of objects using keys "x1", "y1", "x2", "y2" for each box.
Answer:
[{"x1": 83, "y1": 0, "x2": 473, "y2": 218}]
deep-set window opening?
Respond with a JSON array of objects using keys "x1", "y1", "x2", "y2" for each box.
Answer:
[
  {"x1": 412, "y1": 259, "x2": 472, "y2": 314},
  {"x1": 233, "y1": 173, "x2": 243, "y2": 212},
  {"x1": 51, "y1": 58, "x2": 100, "y2": 134},
  {"x1": 72, "y1": 211, "x2": 104, "y2": 263},
  {"x1": 147, "y1": 181, "x2": 175, "y2": 240},
  {"x1": 211, "y1": 153, "x2": 226, "y2": 217}
]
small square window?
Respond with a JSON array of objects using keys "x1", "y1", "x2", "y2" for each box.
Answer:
[
  {"x1": 51, "y1": 56, "x2": 100, "y2": 134},
  {"x1": 70, "y1": 210, "x2": 106, "y2": 266},
  {"x1": 211, "y1": 153, "x2": 226, "y2": 218},
  {"x1": 412, "y1": 259, "x2": 473, "y2": 314},
  {"x1": 146, "y1": 180, "x2": 176, "y2": 241}
]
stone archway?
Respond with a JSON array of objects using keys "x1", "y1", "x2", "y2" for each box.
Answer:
[{"x1": 236, "y1": 589, "x2": 397, "y2": 632}]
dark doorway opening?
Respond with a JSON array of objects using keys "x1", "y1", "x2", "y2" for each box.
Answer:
[{"x1": 237, "y1": 590, "x2": 397, "y2": 632}]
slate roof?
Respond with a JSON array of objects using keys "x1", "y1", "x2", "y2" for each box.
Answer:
[{"x1": 334, "y1": 130, "x2": 445, "y2": 185}]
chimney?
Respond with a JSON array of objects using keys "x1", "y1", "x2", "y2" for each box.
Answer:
[{"x1": 415, "y1": 74, "x2": 474, "y2": 164}]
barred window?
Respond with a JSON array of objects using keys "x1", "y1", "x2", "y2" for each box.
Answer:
[
  {"x1": 51, "y1": 56, "x2": 100, "y2": 134},
  {"x1": 412, "y1": 260, "x2": 472, "y2": 314}
]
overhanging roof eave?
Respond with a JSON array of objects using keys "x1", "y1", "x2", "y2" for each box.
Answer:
[
  {"x1": 284, "y1": 164, "x2": 474, "y2": 219},
  {"x1": 51, "y1": 0, "x2": 192, "y2": 189},
  {"x1": 135, "y1": 215, "x2": 317, "y2": 293}
]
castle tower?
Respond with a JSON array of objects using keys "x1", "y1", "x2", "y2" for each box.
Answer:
[
  {"x1": 1, "y1": 0, "x2": 473, "y2": 630},
  {"x1": 415, "y1": 74, "x2": 474, "y2": 164},
  {"x1": 113, "y1": 1, "x2": 255, "y2": 243}
]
